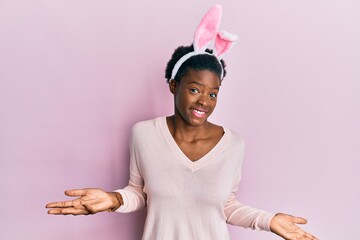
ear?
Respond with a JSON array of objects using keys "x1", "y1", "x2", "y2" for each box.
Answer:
[
  {"x1": 169, "y1": 80, "x2": 177, "y2": 94},
  {"x1": 193, "y1": 4, "x2": 222, "y2": 52},
  {"x1": 214, "y1": 31, "x2": 238, "y2": 60}
]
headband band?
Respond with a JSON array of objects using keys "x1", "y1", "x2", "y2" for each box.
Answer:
[
  {"x1": 170, "y1": 52, "x2": 223, "y2": 80},
  {"x1": 170, "y1": 4, "x2": 238, "y2": 81}
]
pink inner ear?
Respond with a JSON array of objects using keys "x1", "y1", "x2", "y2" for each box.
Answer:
[
  {"x1": 194, "y1": 5, "x2": 222, "y2": 51},
  {"x1": 215, "y1": 33, "x2": 232, "y2": 57}
]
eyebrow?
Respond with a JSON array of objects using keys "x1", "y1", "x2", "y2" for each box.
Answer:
[{"x1": 187, "y1": 81, "x2": 220, "y2": 90}]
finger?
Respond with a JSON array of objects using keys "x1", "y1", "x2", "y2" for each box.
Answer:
[
  {"x1": 46, "y1": 200, "x2": 75, "y2": 208},
  {"x1": 304, "y1": 231, "x2": 319, "y2": 240},
  {"x1": 65, "y1": 189, "x2": 87, "y2": 197},
  {"x1": 293, "y1": 216, "x2": 307, "y2": 224},
  {"x1": 46, "y1": 197, "x2": 96, "y2": 209},
  {"x1": 47, "y1": 207, "x2": 89, "y2": 215}
]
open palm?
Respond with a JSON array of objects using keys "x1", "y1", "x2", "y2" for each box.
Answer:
[
  {"x1": 270, "y1": 213, "x2": 319, "y2": 240},
  {"x1": 46, "y1": 188, "x2": 117, "y2": 215}
]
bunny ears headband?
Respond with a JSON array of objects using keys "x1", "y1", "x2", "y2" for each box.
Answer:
[{"x1": 170, "y1": 4, "x2": 238, "y2": 80}]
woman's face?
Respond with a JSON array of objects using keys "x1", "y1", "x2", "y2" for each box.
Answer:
[{"x1": 170, "y1": 69, "x2": 221, "y2": 126}]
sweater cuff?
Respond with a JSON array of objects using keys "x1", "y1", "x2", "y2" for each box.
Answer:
[
  {"x1": 259, "y1": 212, "x2": 276, "y2": 231},
  {"x1": 113, "y1": 189, "x2": 130, "y2": 213}
]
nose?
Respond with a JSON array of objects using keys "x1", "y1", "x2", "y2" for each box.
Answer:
[{"x1": 197, "y1": 95, "x2": 208, "y2": 107}]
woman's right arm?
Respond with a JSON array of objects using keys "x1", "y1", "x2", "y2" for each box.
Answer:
[
  {"x1": 112, "y1": 124, "x2": 147, "y2": 213},
  {"x1": 46, "y1": 124, "x2": 146, "y2": 215}
]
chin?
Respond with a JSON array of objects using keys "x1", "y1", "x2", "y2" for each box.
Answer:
[
  {"x1": 177, "y1": 109, "x2": 210, "y2": 126},
  {"x1": 188, "y1": 115, "x2": 209, "y2": 126}
]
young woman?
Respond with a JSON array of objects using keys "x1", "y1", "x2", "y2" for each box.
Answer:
[{"x1": 46, "y1": 5, "x2": 319, "y2": 240}]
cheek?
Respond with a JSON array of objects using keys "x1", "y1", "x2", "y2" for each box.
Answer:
[
  {"x1": 174, "y1": 92, "x2": 188, "y2": 109},
  {"x1": 176, "y1": 91, "x2": 191, "y2": 103},
  {"x1": 210, "y1": 99, "x2": 217, "y2": 110}
]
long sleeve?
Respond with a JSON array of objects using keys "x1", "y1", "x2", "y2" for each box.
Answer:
[
  {"x1": 224, "y1": 139, "x2": 275, "y2": 231},
  {"x1": 114, "y1": 126, "x2": 147, "y2": 213}
]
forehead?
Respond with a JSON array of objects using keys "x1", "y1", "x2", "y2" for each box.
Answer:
[{"x1": 180, "y1": 69, "x2": 221, "y2": 88}]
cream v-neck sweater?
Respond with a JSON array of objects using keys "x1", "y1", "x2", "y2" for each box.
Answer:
[{"x1": 115, "y1": 117, "x2": 274, "y2": 239}]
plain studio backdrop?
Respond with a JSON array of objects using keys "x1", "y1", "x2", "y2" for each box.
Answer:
[{"x1": 0, "y1": 0, "x2": 359, "y2": 239}]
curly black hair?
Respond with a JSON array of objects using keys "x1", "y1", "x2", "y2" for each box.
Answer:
[{"x1": 165, "y1": 45, "x2": 227, "y2": 83}]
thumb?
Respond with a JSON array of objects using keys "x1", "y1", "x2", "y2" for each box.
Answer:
[
  {"x1": 293, "y1": 216, "x2": 307, "y2": 224},
  {"x1": 65, "y1": 189, "x2": 87, "y2": 197}
]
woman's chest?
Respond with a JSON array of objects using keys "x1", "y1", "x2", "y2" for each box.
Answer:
[
  {"x1": 175, "y1": 139, "x2": 218, "y2": 161},
  {"x1": 137, "y1": 144, "x2": 238, "y2": 204}
]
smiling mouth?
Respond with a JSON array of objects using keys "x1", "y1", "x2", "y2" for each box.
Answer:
[{"x1": 191, "y1": 108, "x2": 206, "y2": 118}]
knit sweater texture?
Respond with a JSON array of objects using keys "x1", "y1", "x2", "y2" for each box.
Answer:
[{"x1": 115, "y1": 116, "x2": 274, "y2": 239}]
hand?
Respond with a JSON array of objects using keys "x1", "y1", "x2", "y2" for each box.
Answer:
[
  {"x1": 270, "y1": 213, "x2": 319, "y2": 240},
  {"x1": 45, "y1": 188, "x2": 121, "y2": 215}
]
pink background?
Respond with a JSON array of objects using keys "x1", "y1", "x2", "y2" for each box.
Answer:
[{"x1": 1, "y1": 0, "x2": 359, "y2": 239}]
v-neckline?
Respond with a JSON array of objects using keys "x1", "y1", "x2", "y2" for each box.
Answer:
[{"x1": 158, "y1": 116, "x2": 230, "y2": 171}]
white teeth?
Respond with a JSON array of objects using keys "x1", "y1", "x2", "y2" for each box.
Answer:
[{"x1": 193, "y1": 109, "x2": 205, "y2": 115}]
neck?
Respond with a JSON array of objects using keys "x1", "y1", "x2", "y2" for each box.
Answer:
[{"x1": 167, "y1": 114, "x2": 210, "y2": 142}]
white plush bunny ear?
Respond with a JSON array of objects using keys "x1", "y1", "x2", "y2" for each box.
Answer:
[
  {"x1": 193, "y1": 4, "x2": 222, "y2": 52},
  {"x1": 214, "y1": 31, "x2": 239, "y2": 60}
]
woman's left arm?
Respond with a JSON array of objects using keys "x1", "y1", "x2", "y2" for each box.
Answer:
[{"x1": 270, "y1": 213, "x2": 319, "y2": 240}]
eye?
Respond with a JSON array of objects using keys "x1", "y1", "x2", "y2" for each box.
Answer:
[
  {"x1": 189, "y1": 88, "x2": 199, "y2": 94},
  {"x1": 210, "y1": 93, "x2": 217, "y2": 98}
]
